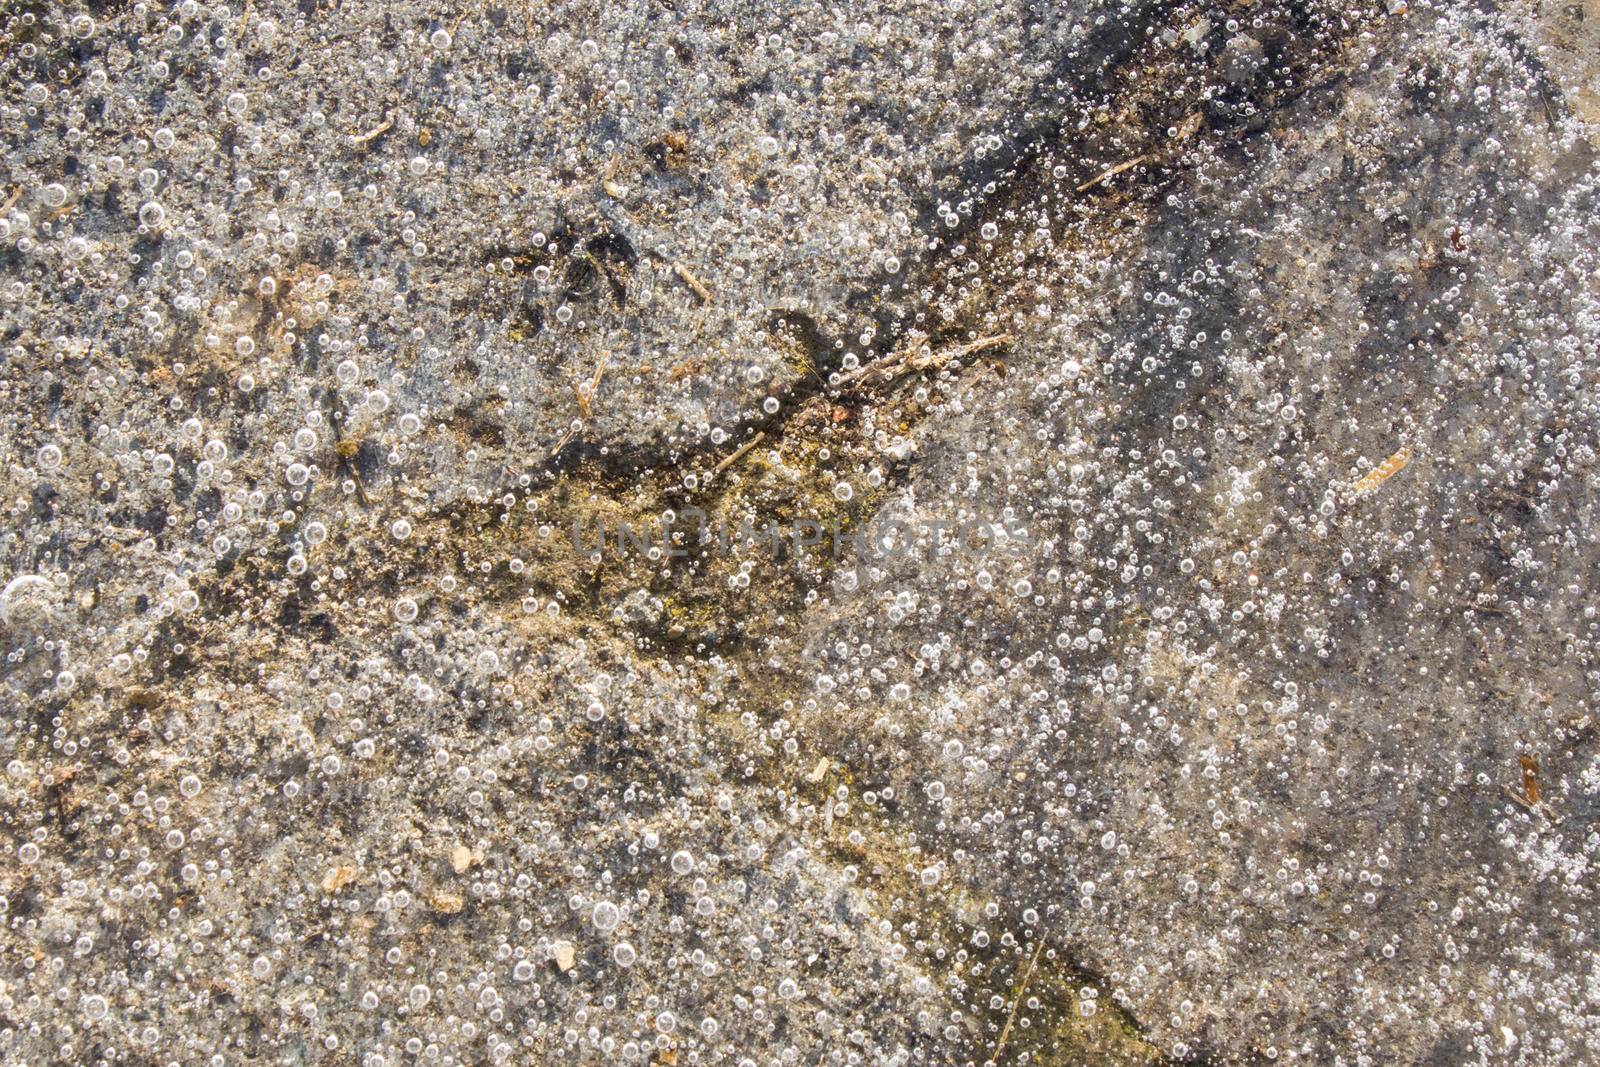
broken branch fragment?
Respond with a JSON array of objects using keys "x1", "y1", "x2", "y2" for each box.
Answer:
[
  {"x1": 1519, "y1": 754, "x2": 1541, "y2": 805},
  {"x1": 1077, "y1": 154, "x2": 1153, "y2": 193},
  {"x1": 427, "y1": 890, "x2": 464, "y2": 915},
  {"x1": 672, "y1": 261, "x2": 713, "y2": 303},
  {"x1": 1351, "y1": 447, "x2": 1413, "y2": 495},
  {"x1": 350, "y1": 110, "x2": 395, "y2": 147},
  {"x1": 838, "y1": 333, "x2": 1015, "y2": 392},
  {"x1": 710, "y1": 431, "x2": 766, "y2": 479},
  {"x1": 321, "y1": 865, "x2": 358, "y2": 894}
]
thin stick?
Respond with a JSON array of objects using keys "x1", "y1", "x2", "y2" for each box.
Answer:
[
  {"x1": 839, "y1": 333, "x2": 1015, "y2": 390},
  {"x1": 0, "y1": 187, "x2": 21, "y2": 217},
  {"x1": 1502, "y1": 785, "x2": 1536, "y2": 812},
  {"x1": 575, "y1": 351, "x2": 610, "y2": 419},
  {"x1": 324, "y1": 390, "x2": 370, "y2": 507},
  {"x1": 548, "y1": 424, "x2": 579, "y2": 460},
  {"x1": 1077, "y1": 153, "x2": 1152, "y2": 193},
  {"x1": 927, "y1": 333, "x2": 1014, "y2": 367},
  {"x1": 710, "y1": 431, "x2": 766, "y2": 479},
  {"x1": 990, "y1": 937, "x2": 1046, "y2": 1066},
  {"x1": 673, "y1": 261, "x2": 713, "y2": 303}
]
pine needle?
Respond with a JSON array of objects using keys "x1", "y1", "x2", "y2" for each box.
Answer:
[{"x1": 989, "y1": 937, "x2": 1046, "y2": 1066}]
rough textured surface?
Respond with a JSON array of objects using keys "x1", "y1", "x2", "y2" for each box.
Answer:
[{"x1": 3, "y1": 0, "x2": 1600, "y2": 1064}]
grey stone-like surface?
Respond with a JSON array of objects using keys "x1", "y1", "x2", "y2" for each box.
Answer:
[
  {"x1": 3, "y1": 0, "x2": 1600, "y2": 1064},
  {"x1": 3, "y1": 0, "x2": 1145, "y2": 487},
  {"x1": 800, "y1": 6, "x2": 1600, "y2": 1059}
]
